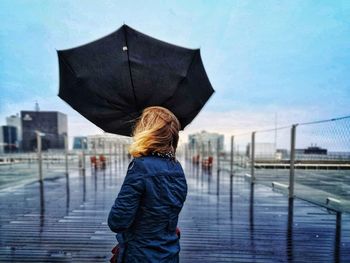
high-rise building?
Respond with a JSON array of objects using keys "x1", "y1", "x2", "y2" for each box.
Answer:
[
  {"x1": 6, "y1": 113, "x2": 22, "y2": 149},
  {"x1": 21, "y1": 111, "x2": 68, "y2": 152},
  {"x1": 0, "y1": 126, "x2": 18, "y2": 153}
]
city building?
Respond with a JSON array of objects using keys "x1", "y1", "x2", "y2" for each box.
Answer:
[
  {"x1": 6, "y1": 113, "x2": 22, "y2": 143},
  {"x1": 295, "y1": 145, "x2": 328, "y2": 160},
  {"x1": 73, "y1": 136, "x2": 88, "y2": 150},
  {"x1": 304, "y1": 145, "x2": 327, "y2": 155},
  {"x1": 188, "y1": 131, "x2": 224, "y2": 154},
  {"x1": 246, "y1": 142, "x2": 276, "y2": 160},
  {"x1": 86, "y1": 134, "x2": 132, "y2": 152},
  {"x1": 21, "y1": 111, "x2": 68, "y2": 152},
  {"x1": 0, "y1": 126, "x2": 18, "y2": 153},
  {"x1": 276, "y1": 149, "x2": 289, "y2": 160}
]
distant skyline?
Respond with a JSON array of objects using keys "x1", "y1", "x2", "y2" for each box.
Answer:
[{"x1": 1, "y1": 0, "x2": 349, "y2": 147}]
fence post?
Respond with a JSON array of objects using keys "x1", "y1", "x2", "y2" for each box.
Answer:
[
  {"x1": 119, "y1": 143, "x2": 121, "y2": 164},
  {"x1": 193, "y1": 141, "x2": 196, "y2": 161},
  {"x1": 230, "y1": 135, "x2": 234, "y2": 177},
  {"x1": 122, "y1": 143, "x2": 125, "y2": 164},
  {"x1": 251, "y1": 132, "x2": 256, "y2": 184},
  {"x1": 114, "y1": 142, "x2": 117, "y2": 170},
  {"x1": 186, "y1": 143, "x2": 189, "y2": 161},
  {"x1": 289, "y1": 124, "x2": 297, "y2": 198},
  {"x1": 109, "y1": 142, "x2": 112, "y2": 174},
  {"x1": 36, "y1": 131, "x2": 43, "y2": 182},
  {"x1": 184, "y1": 143, "x2": 187, "y2": 161},
  {"x1": 82, "y1": 138, "x2": 86, "y2": 175},
  {"x1": 64, "y1": 134, "x2": 69, "y2": 176},
  {"x1": 201, "y1": 142, "x2": 205, "y2": 159},
  {"x1": 117, "y1": 143, "x2": 120, "y2": 171},
  {"x1": 216, "y1": 137, "x2": 220, "y2": 195},
  {"x1": 208, "y1": 140, "x2": 211, "y2": 156}
]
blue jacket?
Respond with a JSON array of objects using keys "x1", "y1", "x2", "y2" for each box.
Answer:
[{"x1": 108, "y1": 155, "x2": 188, "y2": 262}]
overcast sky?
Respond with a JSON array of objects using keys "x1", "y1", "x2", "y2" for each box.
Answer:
[{"x1": 1, "y1": 0, "x2": 349, "y2": 148}]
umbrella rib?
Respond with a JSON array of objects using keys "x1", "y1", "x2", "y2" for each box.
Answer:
[{"x1": 123, "y1": 25, "x2": 139, "y2": 112}]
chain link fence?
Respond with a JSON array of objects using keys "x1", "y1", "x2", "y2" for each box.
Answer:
[
  {"x1": 185, "y1": 115, "x2": 350, "y2": 213},
  {"x1": 294, "y1": 116, "x2": 350, "y2": 212},
  {"x1": 254, "y1": 126, "x2": 291, "y2": 187}
]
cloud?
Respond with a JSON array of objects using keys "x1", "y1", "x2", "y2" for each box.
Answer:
[{"x1": 1, "y1": 0, "x2": 349, "y2": 151}]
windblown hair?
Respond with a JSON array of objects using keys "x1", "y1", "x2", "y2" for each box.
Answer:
[{"x1": 128, "y1": 106, "x2": 181, "y2": 158}]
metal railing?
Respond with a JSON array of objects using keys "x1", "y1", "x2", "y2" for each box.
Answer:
[
  {"x1": 185, "y1": 115, "x2": 350, "y2": 213},
  {"x1": 0, "y1": 136, "x2": 132, "y2": 190}
]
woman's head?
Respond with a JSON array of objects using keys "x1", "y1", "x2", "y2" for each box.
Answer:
[{"x1": 128, "y1": 106, "x2": 181, "y2": 157}]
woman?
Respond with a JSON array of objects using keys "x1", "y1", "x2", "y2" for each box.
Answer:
[{"x1": 108, "y1": 106, "x2": 188, "y2": 262}]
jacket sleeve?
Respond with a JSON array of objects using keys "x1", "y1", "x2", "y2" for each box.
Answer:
[{"x1": 108, "y1": 159, "x2": 145, "y2": 233}]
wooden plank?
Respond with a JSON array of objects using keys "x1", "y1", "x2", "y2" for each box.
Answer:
[{"x1": 0, "y1": 159, "x2": 349, "y2": 262}]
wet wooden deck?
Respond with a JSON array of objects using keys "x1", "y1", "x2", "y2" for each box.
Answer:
[{"x1": 0, "y1": 159, "x2": 349, "y2": 262}]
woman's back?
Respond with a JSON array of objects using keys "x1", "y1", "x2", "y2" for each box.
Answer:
[{"x1": 108, "y1": 154, "x2": 187, "y2": 262}]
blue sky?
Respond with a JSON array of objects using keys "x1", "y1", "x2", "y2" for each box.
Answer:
[{"x1": 0, "y1": 0, "x2": 349, "y2": 145}]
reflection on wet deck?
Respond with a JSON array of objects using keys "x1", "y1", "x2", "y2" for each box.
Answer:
[{"x1": 0, "y1": 159, "x2": 349, "y2": 262}]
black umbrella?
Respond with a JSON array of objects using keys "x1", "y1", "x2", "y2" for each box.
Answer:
[{"x1": 57, "y1": 24, "x2": 214, "y2": 136}]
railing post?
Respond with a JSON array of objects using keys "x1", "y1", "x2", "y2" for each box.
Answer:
[
  {"x1": 251, "y1": 132, "x2": 256, "y2": 184},
  {"x1": 216, "y1": 137, "x2": 220, "y2": 172},
  {"x1": 208, "y1": 140, "x2": 211, "y2": 156},
  {"x1": 335, "y1": 212, "x2": 342, "y2": 262},
  {"x1": 289, "y1": 124, "x2": 297, "y2": 198},
  {"x1": 216, "y1": 137, "x2": 220, "y2": 195},
  {"x1": 186, "y1": 143, "x2": 189, "y2": 161},
  {"x1": 230, "y1": 135, "x2": 234, "y2": 177},
  {"x1": 196, "y1": 141, "x2": 199, "y2": 164},
  {"x1": 82, "y1": 139, "x2": 86, "y2": 175},
  {"x1": 36, "y1": 131, "x2": 43, "y2": 182},
  {"x1": 190, "y1": 142, "x2": 193, "y2": 164},
  {"x1": 117, "y1": 143, "x2": 120, "y2": 171},
  {"x1": 122, "y1": 143, "x2": 125, "y2": 164},
  {"x1": 114, "y1": 142, "x2": 117, "y2": 170},
  {"x1": 201, "y1": 142, "x2": 205, "y2": 173},
  {"x1": 187, "y1": 143, "x2": 190, "y2": 161},
  {"x1": 193, "y1": 141, "x2": 196, "y2": 161},
  {"x1": 64, "y1": 134, "x2": 69, "y2": 176},
  {"x1": 184, "y1": 143, "x2": 187, "y2": 161},
  {"x1": 109, "y1": 142, "x2": 112, "y2": 174},
  {"x1": 119, "y1": 143, "x2": 122, "y2": 169}
]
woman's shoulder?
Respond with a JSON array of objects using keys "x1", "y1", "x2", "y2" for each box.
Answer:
[
  {"x1": 126, "y1": 157, "x2": 147, "y2": 173},
  {"x1": 127, "y1": 156, "x2": 157, "y2": 172},
  {"x1": 131, "y1": 155, "x2": 183, "y2": 173}
]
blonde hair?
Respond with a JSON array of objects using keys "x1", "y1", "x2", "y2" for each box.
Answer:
[{"x1": 128, "y1": 106, "x2": 181, "y2": 158}]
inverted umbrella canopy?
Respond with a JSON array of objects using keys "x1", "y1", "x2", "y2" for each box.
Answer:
[{"x1": 57, "y1": 24, "x2": 215, "y2": 136}]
